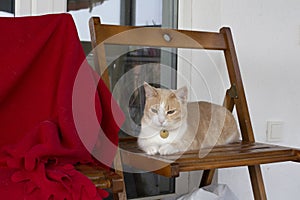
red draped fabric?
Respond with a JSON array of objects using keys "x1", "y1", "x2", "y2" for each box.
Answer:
[{"x1": 0, "y1": 13, "x2": 123, "y2": 199}]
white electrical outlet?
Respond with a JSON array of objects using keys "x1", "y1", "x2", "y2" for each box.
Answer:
[
  {"x1": 266, "y1": 121, "x2": 283, "y2": 142},
  {"x1": 298, "y1": 25, "x2": 300, "y2": 46}
]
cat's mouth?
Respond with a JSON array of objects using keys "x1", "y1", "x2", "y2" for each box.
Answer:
[
  {"x1": 155, "y1": 124, "x2": 180, "y2": 131},
  {"x1": 159, "y1": 123, "x2": 167, "y2": 127},
  {"x1": 152, "y1": 124, "x2": 167, "y2": 130},
  {"x1": 152, "y1": 120, "x2": 181, "y2": 130},
  {"x1": 154, "y1": 121, "x2": 167, "y2": 127}
]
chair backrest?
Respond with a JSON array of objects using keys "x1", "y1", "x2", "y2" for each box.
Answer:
[{"x1": 89, "y1": 16, "x2": 255, "y2": 143}]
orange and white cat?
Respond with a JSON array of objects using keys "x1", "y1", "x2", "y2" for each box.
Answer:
[{"x1": 137, "y1": 82, "x2": 240, "y2": 155}]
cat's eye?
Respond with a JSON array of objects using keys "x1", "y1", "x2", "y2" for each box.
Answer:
[
  {"x1": 167, "y1": 110, "x2": 176, "y2": 115},
  {"x1": 151, "y1": 108, "x2": 158, "y2": 113}
]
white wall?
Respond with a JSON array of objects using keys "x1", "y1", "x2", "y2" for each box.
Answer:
[
  {"x1": 14, "y1": 0, "x2": 120, "y2": 41},
  {"x1": 15, "y1": 0, "x2": 66, "y2": 16},
  {"x1": 69, "y1": 0, "x2": 121, "y2": 41},
  {"x1": 70, "y1": 0, "x2": 162, "y2": 40},
  {"x1": 135, "y1": 0, "x2": 162, "y2": 26},
  {"x1": 178, "y1": 0, "x2": 300, "y2": 199},
  {"x1": 177, "y1": 0, "x2": 227, "y2": 104}
]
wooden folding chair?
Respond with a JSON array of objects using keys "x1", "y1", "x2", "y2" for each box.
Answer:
[{"x1": 89, "y1": 16, "x2": 300, "y2": 199}]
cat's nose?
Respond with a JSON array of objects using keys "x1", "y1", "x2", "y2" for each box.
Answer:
[{"x1": 159, "y1": 119, "x2": 165, "y2": 125}]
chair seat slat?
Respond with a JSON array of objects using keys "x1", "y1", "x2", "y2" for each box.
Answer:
[{"x1": 119, "y1": 141, "x2": 300, "y2": 177}]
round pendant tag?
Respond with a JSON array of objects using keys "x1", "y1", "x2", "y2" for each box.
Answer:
[{"x1": 160, "y1": 129, "x2": 169, "y2": 139}]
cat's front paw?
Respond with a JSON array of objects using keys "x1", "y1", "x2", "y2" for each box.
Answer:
[
  {"x1": 159, "y1": 145, "x2": 180, "y2": 155},
  {"x1": 143, "y1": 146, "x2": 159, "y2": 155}
]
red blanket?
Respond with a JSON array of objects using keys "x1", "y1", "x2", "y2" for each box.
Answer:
[{"x1": 0, "y1": 14, "x2": 123, "y2": 199}]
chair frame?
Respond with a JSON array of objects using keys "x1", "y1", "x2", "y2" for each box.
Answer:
[{"x1": 89, "y1": 16, "x2": 300, "y2": 200}]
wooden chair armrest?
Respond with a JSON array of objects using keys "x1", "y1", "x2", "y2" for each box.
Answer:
[{"x1": 75, "y1": 163, "x2": 123, "y2": 193}]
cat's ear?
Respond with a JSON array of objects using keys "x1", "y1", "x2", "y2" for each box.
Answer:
[
  {"x1": 144, "y1": 82, "x2": 158, "y2": 98},
  {"x1": 174, "y1": 86, "x2": 188, "y2": 102}
]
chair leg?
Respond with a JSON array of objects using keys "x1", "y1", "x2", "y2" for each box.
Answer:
[
  {"x1": 248, "y1": 165, "x2": 267, "y2": 200},
  {"x1": 199, "y1": 169, "x2": 216, "y2": 187},
  {"x1": 112, "y1": 193, "x2": 119, "y2": 200},
  {"x1": 113, "y1": 148, "x2": 127, "y2": 200},
  {"x1": 113, "y1": 192, "x2": 126, "y2": 200}
]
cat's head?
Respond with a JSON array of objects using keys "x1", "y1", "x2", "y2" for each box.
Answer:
[{"x1": 142, "y1": 82, "x2": 188, "y2": 130}]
